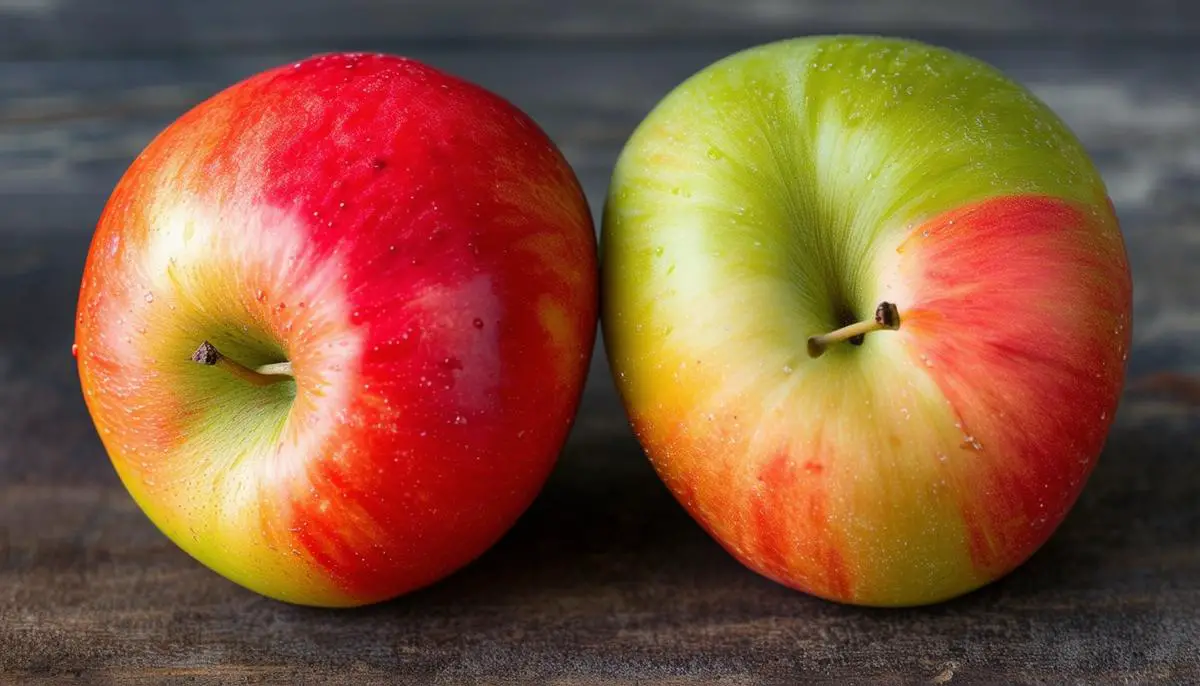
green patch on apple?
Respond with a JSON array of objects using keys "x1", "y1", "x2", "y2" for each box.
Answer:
[{"x1": 602, "y1": 35, "x2": 1130, "y2": 606}]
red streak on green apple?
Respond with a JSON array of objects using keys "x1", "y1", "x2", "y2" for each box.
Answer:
[
  {"x1": 899, "y1": 194, "x2": 1131, "y2": 577},
  {"x1": 754, "y1": 445, "x2": 854, "y2": 600}
]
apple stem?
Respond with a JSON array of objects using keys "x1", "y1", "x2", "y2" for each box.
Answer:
[
  {"x1": 807, "y1": 302, "x2": 901, "y2": 358},
  {"x1": 191, "y1": 341, "x2": 293, "y2": 386}
]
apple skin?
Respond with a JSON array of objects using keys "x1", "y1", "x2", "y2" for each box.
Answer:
[
  {"x1": 601, "y1": 36, "x2": 1132, "y2": 607},
  {"x1": 75, "y1": 53, "x2": 597, "y2": 607}
]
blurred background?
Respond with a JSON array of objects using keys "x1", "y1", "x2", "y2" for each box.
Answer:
[
  {"x1": 2, "y1": 1, "x2": 1199, "y2": 682},
  {"x1": 2, "y1": 1, "x2": 1199, "y2": 400}
]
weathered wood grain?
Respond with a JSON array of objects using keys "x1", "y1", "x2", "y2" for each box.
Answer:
[
  {"x1": 0, "y1": 0, "x2": 1198, "y2": 60},
  {"x1": 2, "y1": 31, "x2": 1200, "y2": 685}
]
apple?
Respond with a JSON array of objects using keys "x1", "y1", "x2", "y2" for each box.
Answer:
[
  {"x1": 74, "y1": 53, "x2": 597, "y2": 607},
  {"x1": 600, "y1": 36, "x2": 1132, "y2": 606}
]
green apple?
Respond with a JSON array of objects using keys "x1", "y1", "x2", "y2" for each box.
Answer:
[{"x1": 601, "y1": 36, "x2": 1132, "y2": 606}]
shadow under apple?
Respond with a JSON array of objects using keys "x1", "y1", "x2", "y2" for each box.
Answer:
[
  {"x1": 157, "y1": 378, "x2": 1200, "y2": 680},
  {"x1": 294, "y1": 384, "x2": 1199, "y2": 631}
]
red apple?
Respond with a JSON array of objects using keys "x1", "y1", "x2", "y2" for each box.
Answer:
[{"x1": 74, "y1": 53, "x2": 597, "y2": 607}]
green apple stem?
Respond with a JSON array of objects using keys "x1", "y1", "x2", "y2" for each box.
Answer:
[
  {"x1": 191, "y1": 341, "x2": 293, "y2": 386},
  {"x1": 807, "y1": 302, "x2": 901, "y2": 358}
]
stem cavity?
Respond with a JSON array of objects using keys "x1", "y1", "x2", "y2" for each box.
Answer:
[
  {"x1": 807, "y1": 302, "x2": 901, "y2": 359},
  {"x1": 191, "y1": 340, "x2": 293, "y2": 386}
]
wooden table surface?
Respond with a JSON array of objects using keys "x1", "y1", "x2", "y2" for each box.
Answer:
[{"x1": 3, "y1": 1, "x2": 1199, "y2": 683}]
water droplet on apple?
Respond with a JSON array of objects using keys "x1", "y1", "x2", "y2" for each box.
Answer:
[
  {"x1": 782, "y1": 365, "x2": 793, "y2": 374},
  {"x1": 1100, "y1": 411, "x2": 1107, "y2": 420},
  {"x1": 473, "y1": 318, "x2": 484, "y2": 329},
  {"x1": 143, "y1": 292, "x2": 154, "y2": 303},
  {"x1": 454, "y1": 415, "x2": 468, "y2": 425},
  {"x1": 654, "y1": 246, "x2": 664, "y2": 257},
  {"x1": 706, "y1": 147, "x2": 723, "y2": 161},
  {"x1": 670, "y1": 187, "x2": 681, "y2": 196}
]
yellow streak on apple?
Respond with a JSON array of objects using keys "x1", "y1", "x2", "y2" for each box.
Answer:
[{"x1": 102, "y1": 199, "x2": 367, "y2": 607}]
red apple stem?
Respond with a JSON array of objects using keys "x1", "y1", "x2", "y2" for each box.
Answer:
[
  {"x1": 807, "y1": 302, "x2": 901, "y2": 358},
  {"x1": 191, "y1": 341, "x2": 293, "y2": 386}
]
